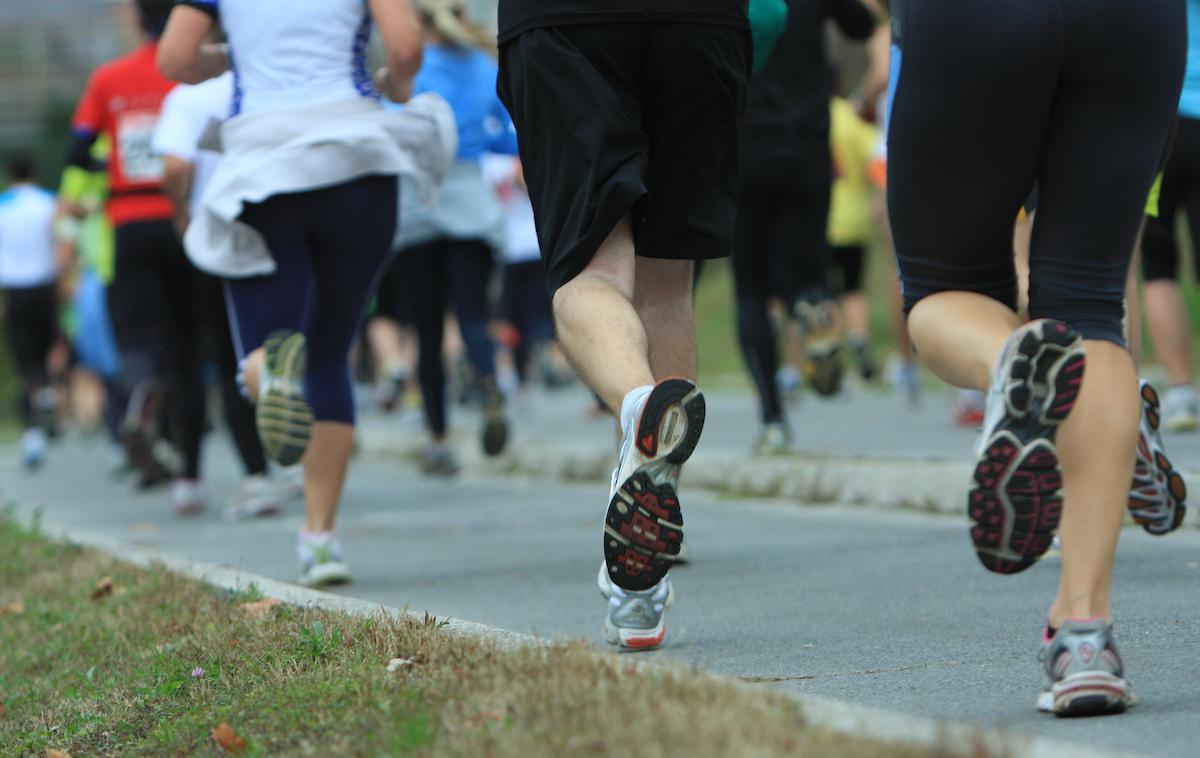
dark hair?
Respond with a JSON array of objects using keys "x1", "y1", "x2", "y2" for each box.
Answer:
[
  {"x1": 7, "y1": 153, "x2": 35, "y2": 182},
  {"x1": 137, "y1": 0, "x2": 175, "y2": 37}
]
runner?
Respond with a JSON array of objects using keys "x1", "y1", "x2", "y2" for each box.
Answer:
[
  {"x1": 152, "y1": 70, "x2": 296, "y2": 520},
  {"x1": 67, "y1": 0, "x2": 207, "y2": 510},
  {"x1": 158, "y1": 0, "x2": 454, "y2": 586},
  {"x1": 887, "y1": 0, "x2": 1183, "y2": 715},
  {"x1": 0, "y1": 154, "x2": 60, "y2": 469},
  {"x1": 734, "y1": 0, "x2": 878, "y2": 452},
  {"x1": 1140, "y1": 0, "x2": 1200, "y2": 432},
  {"x1": 386, "y1": 0, "x2": 517, "y2": 471},
  {"x1": 498, "y1": 0, "x2": 751, "y2": 649}
]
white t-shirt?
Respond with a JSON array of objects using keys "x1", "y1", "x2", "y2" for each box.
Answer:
[
  {"x1": 0, "y1": 184, "x2": 58, "y2": 288},
  {"x1": 152, "y1": 72, "x2": 234, "y2": 217},
  {"x1": 183, "y1": 0, "x2": 378, "y2": 117}
]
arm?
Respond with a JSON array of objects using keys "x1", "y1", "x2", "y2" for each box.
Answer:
[
  {"x1": 369, "y1": 0, "x2": 424, "y2": 103},
  {"x1": 158, "y1": 4, "x2": 228, "y2": 84},
  {"x1": 162, "y1": 156, "x2": 195, "y2": 238},
  {"x1": 65, "y1": 130, "x2": 102, "y2": 172},
  {"x1": 828, "y1": 0, "x2": 880, "y2": 41}
]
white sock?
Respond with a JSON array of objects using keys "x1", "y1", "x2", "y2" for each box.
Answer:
[{"x1": 619, "y1": 385, "x2": 654, "y2": 435}]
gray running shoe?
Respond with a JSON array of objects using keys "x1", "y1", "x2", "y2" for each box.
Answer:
[
  {"x1": 755, "y1": 421, "x2": 791, "y2": 456},
  {"x1": 1038, "y1": 619, "x2": 1135, "y2": 717},
  {"x1": 1129, "y1": 380, "x2": 1187, "y2": 535},
  {"x1": 297, "y1": 532, "x2": 352, "y2": 588},
  {"x1": 597, "y1": 562, "x2": 674, "y2": 650},
  {"x1": 257, "y1": 331, "x2": 313, "y2": 466},
  {"x1": 969, "y1": 320, "x2": 1085, "y2": 575},
  {"x1": 422, "y1": 443, "x2": 460, "y2": 477}
]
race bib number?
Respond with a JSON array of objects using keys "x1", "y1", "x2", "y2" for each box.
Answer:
[{"x1": 116, "y1": 111, "x2": 164, "y2": 183}]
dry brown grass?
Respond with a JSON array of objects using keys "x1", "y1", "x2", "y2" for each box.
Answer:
[{"x1": 1, "y1": 513, "x2": 958, "y2": 757}]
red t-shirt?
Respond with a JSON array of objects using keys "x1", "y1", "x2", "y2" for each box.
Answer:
[{"x1": 72, "y1": 42, "x2": 178, "y2": 227}]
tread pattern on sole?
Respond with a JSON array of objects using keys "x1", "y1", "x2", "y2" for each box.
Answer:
[
  {"x1": 1129, "y1": 383, "x2": 1188, "y2": 535},
  {"x1": 968, "y1": 320, "x2": 1084, "y2": 575},
  {"x1": 257, "y1": 332, "x2": 313, "y2": 466},
  {"x1": 604, "y1": 472, "x2": 684, "y2": 591}
]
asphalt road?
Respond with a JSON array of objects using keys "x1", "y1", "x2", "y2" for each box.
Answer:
[{"x1": 4, "y1": 432, "x2": 1198, "y2": 758}]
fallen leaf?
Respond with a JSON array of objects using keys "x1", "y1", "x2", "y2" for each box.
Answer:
[
  {"x1": 46, "y1": 750, "x2": 72, "y2": 758},
  {"x1": 386, "y1": 657, "x2": 415, "y2": 672},
  {"x1": 211, "y1": 721, "x2": 246, "y2": 755},
  {"x1": 238, "y1": 597, "x2": 282, "y2": 618},
  {"x1": 92, "y1": 577, "x2": 114, "y2": 600},
  {"x1": 0, "y1": 599, "x2": 23, "y2": 615}
]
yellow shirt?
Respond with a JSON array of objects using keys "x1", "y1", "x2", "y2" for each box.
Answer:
[{"x1": 828, "y1": 98, "x2": 880, "y2": 246}]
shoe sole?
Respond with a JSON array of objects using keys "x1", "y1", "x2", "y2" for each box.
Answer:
[
  {"x1": 805, "y1": 339, "x2": 844, "y2": 398},
  {"x1": 301, "y1": 561, "x2": 352, "y2": 588},
  {"x1": 1051, "y1": 672, "x2": 1135, "y2": 717},
  {"x1": 604, "y1": 379, "x2": 706, "y2": 591},
  {"x1": 482, "y1": 417, "x2": 509, "y2": 457},
  {"x1": 969, "y1": 320, "x2": 1085, "y2": 575},
  {"x1": 257, "y1": 332, "x2": 314, "y2": 466},
  {"x1": 1129, "y1": 383, "x2": 1187, "y2": 535}
]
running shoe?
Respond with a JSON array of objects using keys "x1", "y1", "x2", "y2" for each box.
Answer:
[
  {"x1": 421, "y1": 443, "x2": 460, "y2": 477},
  {"x1": 225, "y1": 474, "x2": 287, "y2": 520},
  {"x1": 597, "y1": 561, "x2": 674, "y2": 650},
  {"x1": 1162, "y1": 384, "x2": 1200, "y2": 433},
  {"x1": 257, "y1": 331, "x2": 313, "y2": 466},
  {"x1": 848, "y1": 335, "x2": 877, "y2": 382},
  {"x1": 1128, "y1": 381, "x2": 1187, "y2": 535},
  {"x1": 171, "y1": 478, "x2": 208, "y2": 517},
  {"x1": 775, "y1": 365, "x2": 801, "y2": 399},
  {"x1": 953, "y1": 389, "x2": 986, "y2": 428},
  {"x1": 297, "y1": 531, "x2": 352, "y2": 588},
  {"x1": 969, "y1": 319, "x2": 1085, "y2": 575},
  {"x1": 120, "y1": 380, "x2": 174, "y2": 489},
  {"x1": 1037, "y1": 619, "x2": 1135, "y2": 717},
  {"x1": 755, "y1": 421, "x2": 791, "y2": 456},
  {"x1": 604, "y1": 378, "x2": 705, "y2": 592},
  {"x1": 795, "y1": 299, "x2": 844, "y2": 397},
  {"x1": 480, "y1": 379, "x2": 509, "y2": 457},
  {"x1": 20, "y1": 427, "x2": 46, "y2": 470}
]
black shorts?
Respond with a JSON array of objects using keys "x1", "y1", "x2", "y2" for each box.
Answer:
[{"x1": 498, "y1": 23, "x2": 751, "y2": 293}]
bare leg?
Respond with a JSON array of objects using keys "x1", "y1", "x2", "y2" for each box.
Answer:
[
  {"x1": 1049, "y1": 343, "x2": 1138, "y2": 624},
  {"x1": 1124, "y1": 252, "x2": 1143, "y2": 363},
  {"x1": 366, "y1": 316, "x2": 412, "y2": 379},
  {"x1": 841, "y1": 291, "x2": 870, "y2": 339},
  {"x1": 302, "y1": 422, "x2": 354, "y2": 532},
  {"x1": 909, "y1": 292, "x2": 1138, "y2": 626},
  {"x1": 1143, "y1": 279, "x2": 1193, "y2": 385},
  {"x1": 552, "y1": 217, "x2": 655, "y2": 413},
  {"x1": 634, "y1": 256, "x2": 696, "y2": 380}
]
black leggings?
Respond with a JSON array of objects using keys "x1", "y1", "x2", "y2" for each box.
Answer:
[
  {"x1": 733, "y1": 139, "x2": 831, "y2": 424},
  {"x1": 500, "y1": 260, "x2": 554, "y2": 382},
  {"x1": 2, "y1": 283, "x2": 57, "y2": 427},
  {"x1": 887, "y1": 0, "x2": 1185, "y2": 346},
  {"x1": 1143, "y1": 116, "x2": 1200, "y2": 282},
  {"x1": 109, "y1": 220, "x2": 206, "y2": 478},
  {"x1": 396, "y1": 237, "x2": 498, "y2": 437},
  {"x1": 228, "y1": 175, "x2": 398, "y2": 425},
  {"x1": 198, "y1": 274, "x2": 266, "y2": 477}
]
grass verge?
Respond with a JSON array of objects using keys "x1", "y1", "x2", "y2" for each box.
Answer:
[{"x1": 0, "y1": 511, "x2": 957, "y2": 757}]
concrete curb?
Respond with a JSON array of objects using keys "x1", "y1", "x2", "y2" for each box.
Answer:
[
  {"x1": 24, "y1": 510, "x2": 1144, "y2": 758},
  {"x1": 357, "y1": 428, "x2": 1200, "y2": 531}
]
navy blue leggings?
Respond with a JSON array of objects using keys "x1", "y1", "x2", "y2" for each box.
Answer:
[{"x1": 227, "y1": 175, "x2": 398, "y2": 424}]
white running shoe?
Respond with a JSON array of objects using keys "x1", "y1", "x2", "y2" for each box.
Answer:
[
  {"x1": 171, "y1": 478, "x2": 208, "y2": 517},
  {"x1": 1162, "y1": 384, "x2": 1199, "y2": 433},
  {"x1": 21, "y1": 427, "x2": 46, "y2": 470},
  {"x1": 597, "y1": 562, "x2": 674, "y2": 650},
  {"x1": 297, "y1": 531, "x2": 352, "y2": 588},
  {"x1": 225, "y1": 474, "x2": 287, "y2": 520}
]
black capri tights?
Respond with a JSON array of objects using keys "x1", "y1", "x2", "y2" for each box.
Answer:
[
  {"x1": 227, "y1": 175, "x2": 398, "y2": 424},
  {"x1": 1142, "y1": 116, "x2": 1200, "y2": 282},
  {"x1": 887, "y1": 0, "x2": 1184, "y2": 346}
]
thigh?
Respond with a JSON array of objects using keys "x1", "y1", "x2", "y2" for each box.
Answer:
[
  {"x1": 447, "y1": 240, "x2": 494, "y2": 323},
  {"x1": 498, "y1": 25, "x2": 650, "y2": 292},
  {"x1": 109, "y1": 223, "x2": 172, "y2": 344},
  {"x1": 227, "y1": 197, "x2": 315, "y2": 356},
  {"x1": 640, "y1": 24, "x2": 750, "y2": 262},
  {"x1": 887, "y1": 0, "x2": 1060, "y2": 311},
  {"x1": 1030, "y1": 0, "x2": 1186, "y2": 326}
]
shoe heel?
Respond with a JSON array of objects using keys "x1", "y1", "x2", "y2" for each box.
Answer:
[{"x1": 635, "y1": 379, "x2": 706, "y2": 464}]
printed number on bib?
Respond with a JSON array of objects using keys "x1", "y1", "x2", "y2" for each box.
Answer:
[{"x1": 117, "y1": 112, "x2": 164, "y2": 183}]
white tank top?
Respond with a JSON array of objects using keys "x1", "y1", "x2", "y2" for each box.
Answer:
[{"x1": 0, "y1": 184, "x2": 58, "y2": 289}]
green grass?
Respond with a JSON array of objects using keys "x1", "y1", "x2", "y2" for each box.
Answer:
[{"x1": 0, "y1": 510, "x2": 961, "y2": 757}]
